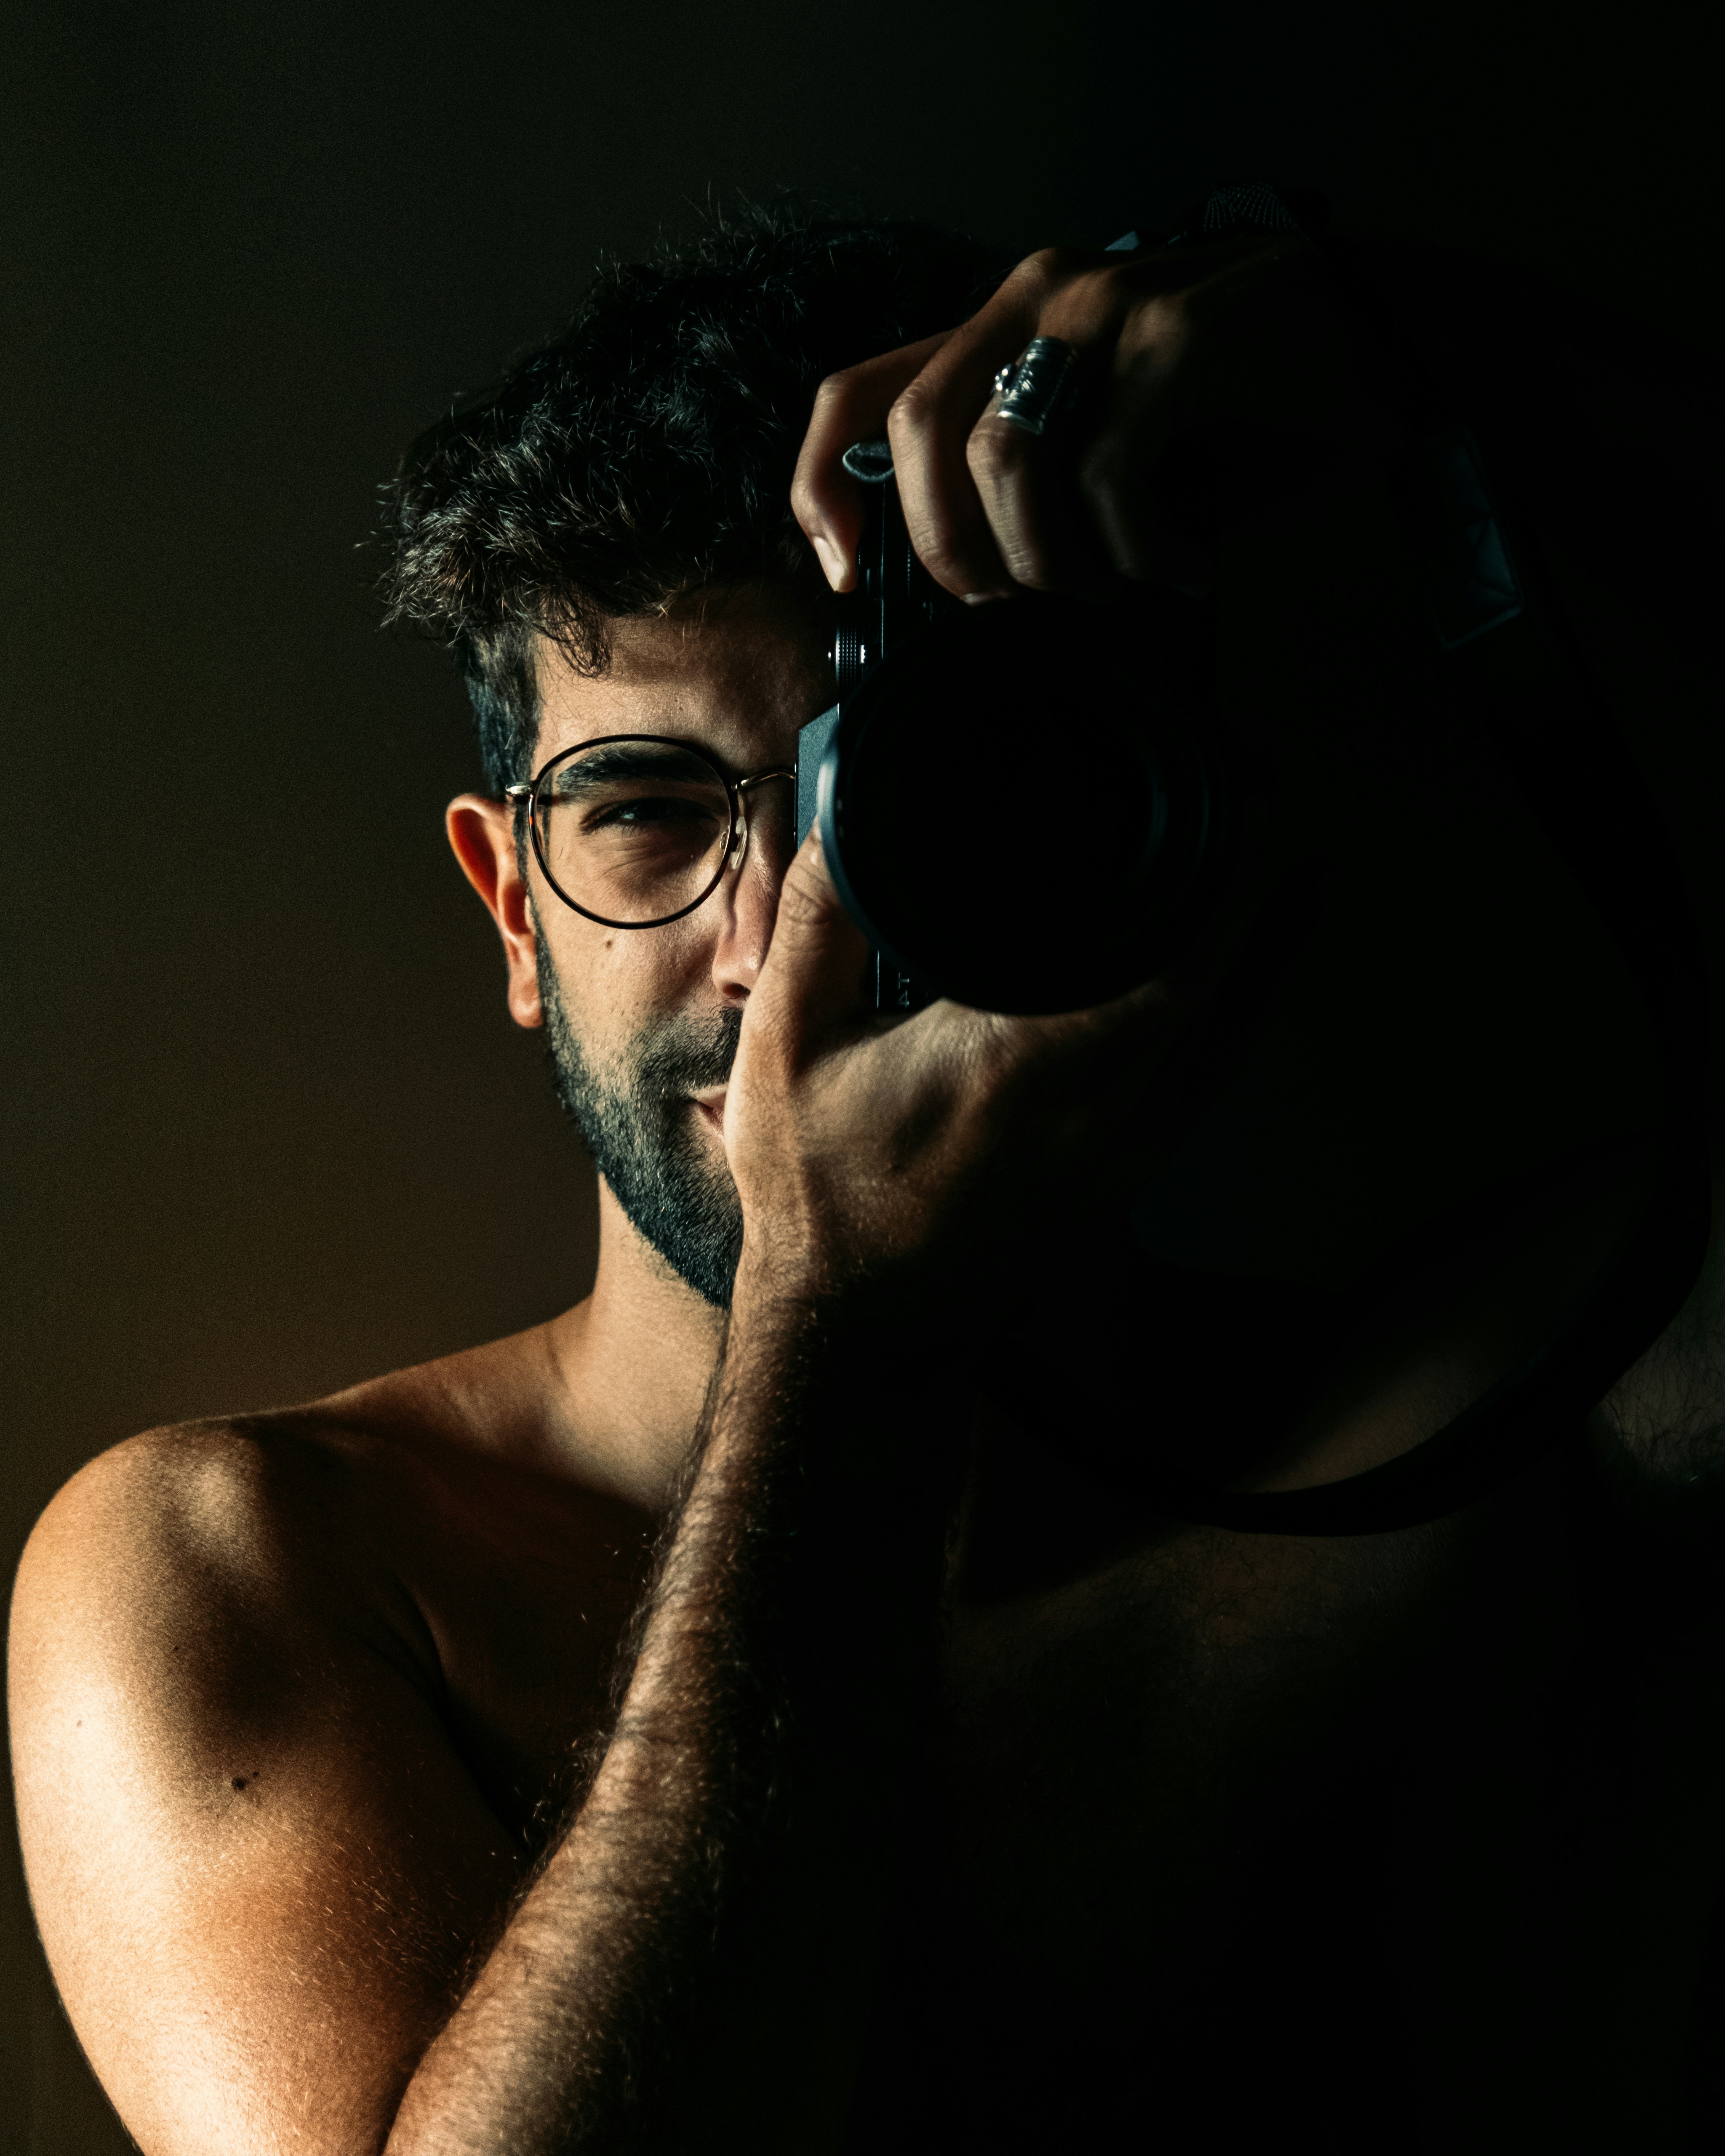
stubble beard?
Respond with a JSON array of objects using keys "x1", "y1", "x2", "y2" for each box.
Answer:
[{"x1": 536, "y1": 946, "x2": 744, "y2": 1308}]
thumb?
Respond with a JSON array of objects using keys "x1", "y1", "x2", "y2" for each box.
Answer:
[{"x1": 756, "y1": 827, "x2": 876, "y2": 1050}]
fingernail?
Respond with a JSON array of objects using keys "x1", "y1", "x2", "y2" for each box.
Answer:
[
  {"x1": 811, "y1": 534, "x2": 846, "y2": 590},
  {"x1": 962, "y1": 590, "x2": 1008, "y2": 606}
]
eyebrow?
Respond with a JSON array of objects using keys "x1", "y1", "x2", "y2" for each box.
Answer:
[{"x1": 548, "y1": 744, "x2": 725, "y2": 795}]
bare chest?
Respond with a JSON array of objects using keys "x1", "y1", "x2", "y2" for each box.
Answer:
[
  {"x1": 379, "y1": 1427, "x2": 1724, "y2": 2143},
  {"x1": 378, "y1": 1452, "x2": 657, "y2": 1848},
  {"x1": 870, "y1": 1439, "x2": 1725, "y2": 2149}
]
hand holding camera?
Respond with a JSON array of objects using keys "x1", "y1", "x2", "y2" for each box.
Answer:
[
  {"x1": 721, "y1": 816, "x2": 1198, "y2": 1323},
  {"x1": 792, "y1": 212, "x2": 1400, "y2": 602},
  {"x1": 781, "y1": 191, "x2": 1407, "y2": 1023}
]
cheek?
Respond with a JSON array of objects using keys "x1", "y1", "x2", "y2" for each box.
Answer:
[{"x1": 538, "y1": 907, "x2": 720, "y2": 1028}]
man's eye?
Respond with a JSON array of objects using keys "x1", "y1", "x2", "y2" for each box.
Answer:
[{"x1": 586, "y1": 794, "x2": 717, "y2": 831}]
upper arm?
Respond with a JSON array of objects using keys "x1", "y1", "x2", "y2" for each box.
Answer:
[{"x1": 8, "y1": 1428, "x2": 526, "y2": 2156}]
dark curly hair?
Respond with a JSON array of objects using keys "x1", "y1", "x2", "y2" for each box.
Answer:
[{"x1": 376, "y1": 203, "x2": 1013, "y2": 792}]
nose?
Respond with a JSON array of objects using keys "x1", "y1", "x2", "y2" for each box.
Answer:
[{"x1": 709, "y1": 772, "x2": 796, "y2": 1004}]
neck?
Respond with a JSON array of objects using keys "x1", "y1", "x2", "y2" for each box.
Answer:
[
  {"x1": 512, "y1": 1141, "x2": 1725, "y2": 1522},
  {"x1": 538, "y1": 1180, "x2": 728, "y2": 1510}
]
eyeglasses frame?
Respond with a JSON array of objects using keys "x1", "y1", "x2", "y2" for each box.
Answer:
[{"x1": 504, "y1": 732, "x2": 797, "y2": 931}]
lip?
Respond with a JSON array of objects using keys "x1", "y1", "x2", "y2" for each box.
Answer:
[{"x1": 691, "y1": 1089, "x2": 727, "y2": 1133}]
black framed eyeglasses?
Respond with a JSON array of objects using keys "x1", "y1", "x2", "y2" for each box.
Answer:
[{"x1": 504, "y1": 734, "x2": 796, "y2": 930}]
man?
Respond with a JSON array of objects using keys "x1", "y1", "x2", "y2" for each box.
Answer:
[{"x1": 10, "y1": 203, "x2": 1723, "y2": 2153}]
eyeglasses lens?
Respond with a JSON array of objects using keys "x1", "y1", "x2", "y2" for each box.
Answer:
[{"x1": 536, "y1": 740, "x2": 732, "y2": 925}]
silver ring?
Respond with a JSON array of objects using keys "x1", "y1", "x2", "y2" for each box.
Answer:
[{"x1": 991, "y1": 336, "x2": 1079, "y2": 436}]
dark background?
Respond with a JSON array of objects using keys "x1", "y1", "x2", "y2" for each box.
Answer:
[{"x1": 3, "y1": 1, "x2": 1717, "y2": 2145}]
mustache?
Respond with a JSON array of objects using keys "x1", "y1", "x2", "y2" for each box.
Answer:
[{"x1": 630, "y1": 1003, "x2": 743, "y2": 1101}]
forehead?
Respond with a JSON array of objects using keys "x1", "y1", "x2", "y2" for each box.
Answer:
[{"x1": 531, "y1": 584, "x2": 829, "y2": 774}]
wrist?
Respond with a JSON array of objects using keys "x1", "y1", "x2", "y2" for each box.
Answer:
[
  {"x1": 716, "y1": 1264, "x2": 968, "y2": 1479},
  {"x1": 729, "y1": 1239, "x2": 840, "y2": 1326}
]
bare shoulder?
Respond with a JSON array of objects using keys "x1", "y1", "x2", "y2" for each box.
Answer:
[
  {"x1": 11, "y1": 1309, "x2": 655, "y2": 1645},
  {"x1": 10, "y1": 1405, "x2": 440, "y2": 1754},
  {"x1": 9, "y1": 1334, "x2": 658, "y2": 1875},
  {"x1": 18, "y1": 1408, "x2": 375, "y2": 1602},
  {"x1": 5, "y1": 1348, "x2": 646, "y2": 2156}
]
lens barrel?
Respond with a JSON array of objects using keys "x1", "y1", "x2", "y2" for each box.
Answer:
[{"x1": 816, "y1": 592, "x2": 1223, "y2": 1015}]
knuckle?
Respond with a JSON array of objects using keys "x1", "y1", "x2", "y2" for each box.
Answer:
[
  {"x1": 1170, "y1": 283, "x2": 1214, "y2": 331},
  {"x1": 965, "y1": 419, "x2": 1030, "y2": 488},
  {"x1": 1075, "y1": 256, "x2": 1133, "y2": 307},
  {"x1": 1011, "y1": 245, "x2": 1079, "y2": 294},
  {"x1": 810, "y1": 361, "x2": 870, "y2": 413},
  {"x1": 1002, "y1": 546, "x2": 1054, "y2": 591},
  {"x1": 776, "y1": 847, "x2": 832, "y2": 930},
  {"x1": 885, "y1": 376, "x2": 940, "y2": 445},
  {"x1": 1136, "y1": 288, "x2": 1194, "y2": 342},
  {"x1": 911, "y1": 535, "x2": 974, "y2": 591}
]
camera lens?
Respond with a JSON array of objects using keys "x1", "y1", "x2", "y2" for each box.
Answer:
[{"x1": 821, "y1": 593, "x2": 1219, "y2": 1014}]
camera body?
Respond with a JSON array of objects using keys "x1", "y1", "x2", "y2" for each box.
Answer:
[{"x1": 794, "y1": 453, "x2": 1228, "y2": 1015}]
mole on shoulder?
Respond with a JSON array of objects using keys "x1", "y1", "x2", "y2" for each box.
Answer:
[{"x1": 231, "y1": 1776, "x2": 247, "y2": 1790}]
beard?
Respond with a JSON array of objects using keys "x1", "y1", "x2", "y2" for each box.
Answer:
[{"x1": 537, "y1": 949, "x2": 744, "y2": 1308}]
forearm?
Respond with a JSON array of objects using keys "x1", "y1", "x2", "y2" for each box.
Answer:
[{"x1": 387, "y1": 1285, "x2": 957, "y2": 2156}]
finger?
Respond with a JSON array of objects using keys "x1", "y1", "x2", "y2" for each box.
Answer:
[
  {"x1": 964, "y1": 375, "x2": 1117, "y2": 594},
  {"x1": 967, "y1": 242, "x2": 1246, "y2": 592},
  {"x1": 791, "y1": 333, "x2": 952, "y2": 593},
  {"x1": 891, "y1": 252, "x2": 1134, "y2": 600},
  {"x1": 755, "y1": 826, "x2": 876, "y2": 1055},
  {"x1": 882, "y1": 266, "x2": 1053, "y2": 600},
  {"x1": 1080, "y1": 386, "x2": 1219, "y2": 592}
]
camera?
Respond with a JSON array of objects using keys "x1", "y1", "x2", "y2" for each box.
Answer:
[{"x1": 794, "y1": 446, "x2": 1229, "y2": 1015}]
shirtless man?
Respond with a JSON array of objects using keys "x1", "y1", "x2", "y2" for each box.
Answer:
[{"x1": 11, "y1": 204, "x2": 1723, "y2": 2153}]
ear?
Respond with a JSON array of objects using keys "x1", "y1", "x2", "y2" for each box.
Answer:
[{"x1": 446, "y1": 794, "x2": 542, "y2": 1028}]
